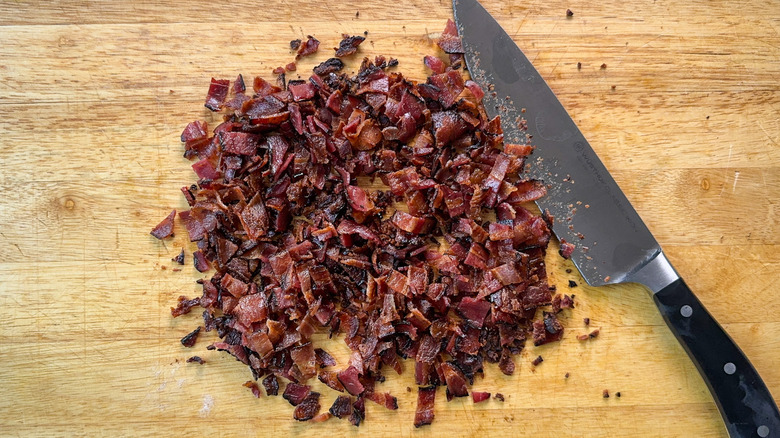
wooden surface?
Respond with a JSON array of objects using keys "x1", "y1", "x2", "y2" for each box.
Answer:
[{"x1": 1, "y1": 0, "x2": 779, "y2": 436}]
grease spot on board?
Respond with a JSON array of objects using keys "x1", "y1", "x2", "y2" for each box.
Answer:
[{"x1": 199, "y1": 394, "x2": 214, "y2": 417}]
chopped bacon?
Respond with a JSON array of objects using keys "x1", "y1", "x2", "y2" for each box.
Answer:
[
  {"x1": 559, "y1": 239, "x2": 575, "y2": 259},
  {"x1": 437, "y1": 19, "x2": 464, "y2": 54},
  {"x1": 414, "y1": 386, "x2": 436, "y2": 428},
  {"x1": 150, "y1": 210, "x2": 176, "y2": 239},
  {"x1": 329, "y1": 395, "x2": 353, "y2": 418},
  {"x1": 187, "y1": 356, "x2": 205, "y2": 364},
  {"x1": 293, "y1": 391, "x2": 321, "y2": 421},
  {"x1": 171, "y1": 295, "x2": 200, "y2": 317},
  {"x1": 457, "y1": 297, "x2": 491, "y2": 328},
  {"x1": 335, "y1": 35, "x2": 366, "y2": 57},
  {"x1": 296, "y1": 35, "x2": 320, "y2": 59},
  {"x1": 391, "y1": 211, "x2": 430, "y2": 234},
  {"x1": 205, "y1": 78, "x2": 230, "y2": 111},
  {"x1": 337, "y1": 366, "x2": 365, "y2": 396},
  {"x1": 423, "y1": 55, "x2": 446, "y2": 74},
  {"x1": 180, "y1": 326, "x2": 201, "y2": 347},
  {"x1": 472, "y1": 391, "x2": 490, "y2": 403},
  {"x1": 160, "y1": 26, "x2": 572, "y2": 428},
  {"x1": 283, "y1": 383, "x2": 311, "y2": 406},
  {"x1": 262, "y1": 374, "x2": 279, "y2": 396},
  {"x1": 244, "y1": 381, "x2": 262, "y2": 398}
]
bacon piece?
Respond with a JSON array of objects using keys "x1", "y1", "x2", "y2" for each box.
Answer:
[
  {"x1": 262, "y1": 374, "x2": 279, "y2": 396},
  {"x1": 441, "y1": 362, "x2": 468, "y2": 397},
  {"x1": 437, "y1": 19, "x2": 464, "y2": 54},
  {"x1": 296, "y1": 35, "x2": 320, "y2": 59},
  {"x1": 414, "y1": 386, "x2": 436, "y2": 428},
  {"x1": 423, "y1": 55, "x2": 446, "y2": 74},
  {"x1": 346, "y1": 185, "x2": 375, "y2": 212},
  {"x1": 318, "y1": 370, "x2": 345, "y2": 392},
  {"x1": 193, "y1": 251, "x2": 210, "y2": 272},
  {"x1": 205, "y1": 78, "x2": 230, "y2": 111},
  {"x1": 457, "y1": 297, "x2": 491, "y2": 328},
  {"x1": 329, "y1": 395, "x2": 353, "y2": 418},
  {"x1": 244, "y1": 381, "x2": 262, "y2": 398},
  {"x1": 337, "y1": 366, "x2": 365, "y2": 396},
  {"x1": 559, "y1": 239, "x2": 575, "y2": 259},
  {"x1": 335, "y1": 35, "x2": 366, "y2": 57},
  {"x1": 239, "y1": 192, "x2": 269, "y2": 240},
  {"x1": 150, "y1": 210, "x2": 176, "y2": 239},
  {"x1": 391, "y1": 211, "x2": 430, "y2": 234},
  {"x1": 180, "y1": 326, "x2": 201, "y2": 347},
  {"x1": 432, "y1": 110, "x2": 469, "y2": 146},
  {"x1": 314, "y1": 58, "x2": 345, "y2": 76},
  {"x1": 283, "y1": 383, "x2": 311, "y2": 406},
  {"x1": 293, "y1": 391, "x2": 321, "y2": 421},
  {"x1": 472, "y1": 391, "x2": 490, "y2": 403}
]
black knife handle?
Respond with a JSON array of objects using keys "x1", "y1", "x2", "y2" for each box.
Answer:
[{"x1": 654, "y1": 278, "x2": 780, "y2": 437}]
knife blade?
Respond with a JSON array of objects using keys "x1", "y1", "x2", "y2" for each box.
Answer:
[{"x1": 453, "y1": 0, "x2": 780, "y2": 436}]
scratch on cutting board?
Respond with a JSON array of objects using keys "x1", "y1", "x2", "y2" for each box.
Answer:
[
  {"x1": 199, "y1": 394, "x2": 214, "y2": 417},
  {"x1": 719, "y1": 143, "x2": 734, "y2": 197},
  {"x1": 732, "y1": 171, "x2": 740, "y2": 193}
]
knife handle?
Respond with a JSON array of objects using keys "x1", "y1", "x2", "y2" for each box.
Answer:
[{"x1": 654, "y1": 278, "x2": 780, "y2": 437}]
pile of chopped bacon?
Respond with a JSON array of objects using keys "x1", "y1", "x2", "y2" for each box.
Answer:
[{"x1": 159, "y1": 20, "x2": 574, "y2": 427}]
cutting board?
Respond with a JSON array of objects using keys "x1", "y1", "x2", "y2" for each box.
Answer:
[{"x1": 1, "y1": 0, "x2": 779, "y2": 436}]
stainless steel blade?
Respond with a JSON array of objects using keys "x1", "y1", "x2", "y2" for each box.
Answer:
[{"x1": 453, "y1": 0, "x2": 677, "y2": 290}]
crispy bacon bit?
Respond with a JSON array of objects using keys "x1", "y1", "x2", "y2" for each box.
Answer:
[
  {"x1": 472, "y1": 391, "x2": 490, "y2": 403},
  {"x1": 318, "y1": 370, "x2": 346, "y2": 392},
  {"x1": 293, "y1": 392, "x2": 321, "y2": 421},
  {"x1": 171, "y1": 296, "x2": 200, "y2": 318},
  {"x1": 187, "y1": 356, "x2": 205, "y2": 364},
  {"x1": 150, "y1": 210, "x2": 176, "y2": 239},
  {"x1": 337, "y1": 366, "x2": 365, "y2": 396},
  {"x1": 285, "y1": 62, "x2": 296, "y2": 72},
  {"x1": 494, "y1": 393, "x2": 505, "y2": 402},
  {"x1": 205, "y1": 78, "x2": 230, "y2": 111},
  {"x1": 193, "y1": 250, "x2": 210, "y2": 272},
  {"x1": 603, "y1": 389, "x2": 610, "y2": 398},
  {"x1": 283, "y1": 383, "x2": 311, "y2": 406},
  {"x1": 262, "y1": 374, "x2": 279, "y2": 396},
  {"x1": 329, "y1": 395, "x2": 353, "y2": 418},
  {"x1": 314, "y1": 58, "x2": 345, "y2": 76},
  {"x1": 335, "y1": 35, "x2": 366, "y2": 57},
  {"x1": 437, "y1": 19, "x2": 464, "y2": 54},
  {"x1": 180, "y1": 326, "x2": 201, "y2": 347},
  {"x1": 423, "y1": 55, "x2": 446, "y2": 74},
  {"x1": 244, "y1": 381, "x2": 262, "y2": 398},
  {"x1": 172, "y1": 249, "x2": 185, "y2": 265},
  {"x1": 290, "y1": 39, "x2": 302, "y2": 50},
  {"x1": 296, "y1": 35, "x2": 320, "y2": 59},
  {"x1": 161, "y1": 26, "x2": 574, "y2": 428},
  {"x1": 559, "y1": 239, "x2": 575, "y2": 259},
  {"x1": 532, "y1": 355, "x2": 544, "y2": 366},
  {"x1": 414, "y1": 386, "x2": 436, "y2": 428}
]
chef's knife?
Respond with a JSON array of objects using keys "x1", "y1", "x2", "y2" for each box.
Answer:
[{"x1": 453, "y1": 0, "x2": 780, "y2": 436}]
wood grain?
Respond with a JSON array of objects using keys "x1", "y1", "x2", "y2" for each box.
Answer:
[{"x1": 1, "y1": 0, "x2": 779, "y2": 436}]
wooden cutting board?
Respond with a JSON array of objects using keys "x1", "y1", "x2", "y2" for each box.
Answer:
[{"x1": 1, "y1": 0, "x2": 779, "y2": 436}]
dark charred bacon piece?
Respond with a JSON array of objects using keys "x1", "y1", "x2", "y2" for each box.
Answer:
[
  {"x1": 335, "y1": 35, "x2": 366, "y2": 57},
  {"x1": 329, "y1": 395, "x2": 353, "y2": 418},
  {"x1": 262, "y1": 374, "x2": 279, "y2": 396},
  {"x1": 180, "y1": 326, "x2": 201, "y2": 347},
  {"x1": 150, "y1": 210, "x2": 176, "y2": 239},
  {"x1": 187, "y1": 356, "x2": 205, "y2": 364},
  {"x1": 293, "y1": 391, "x2": 321, "y2": 421}
]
